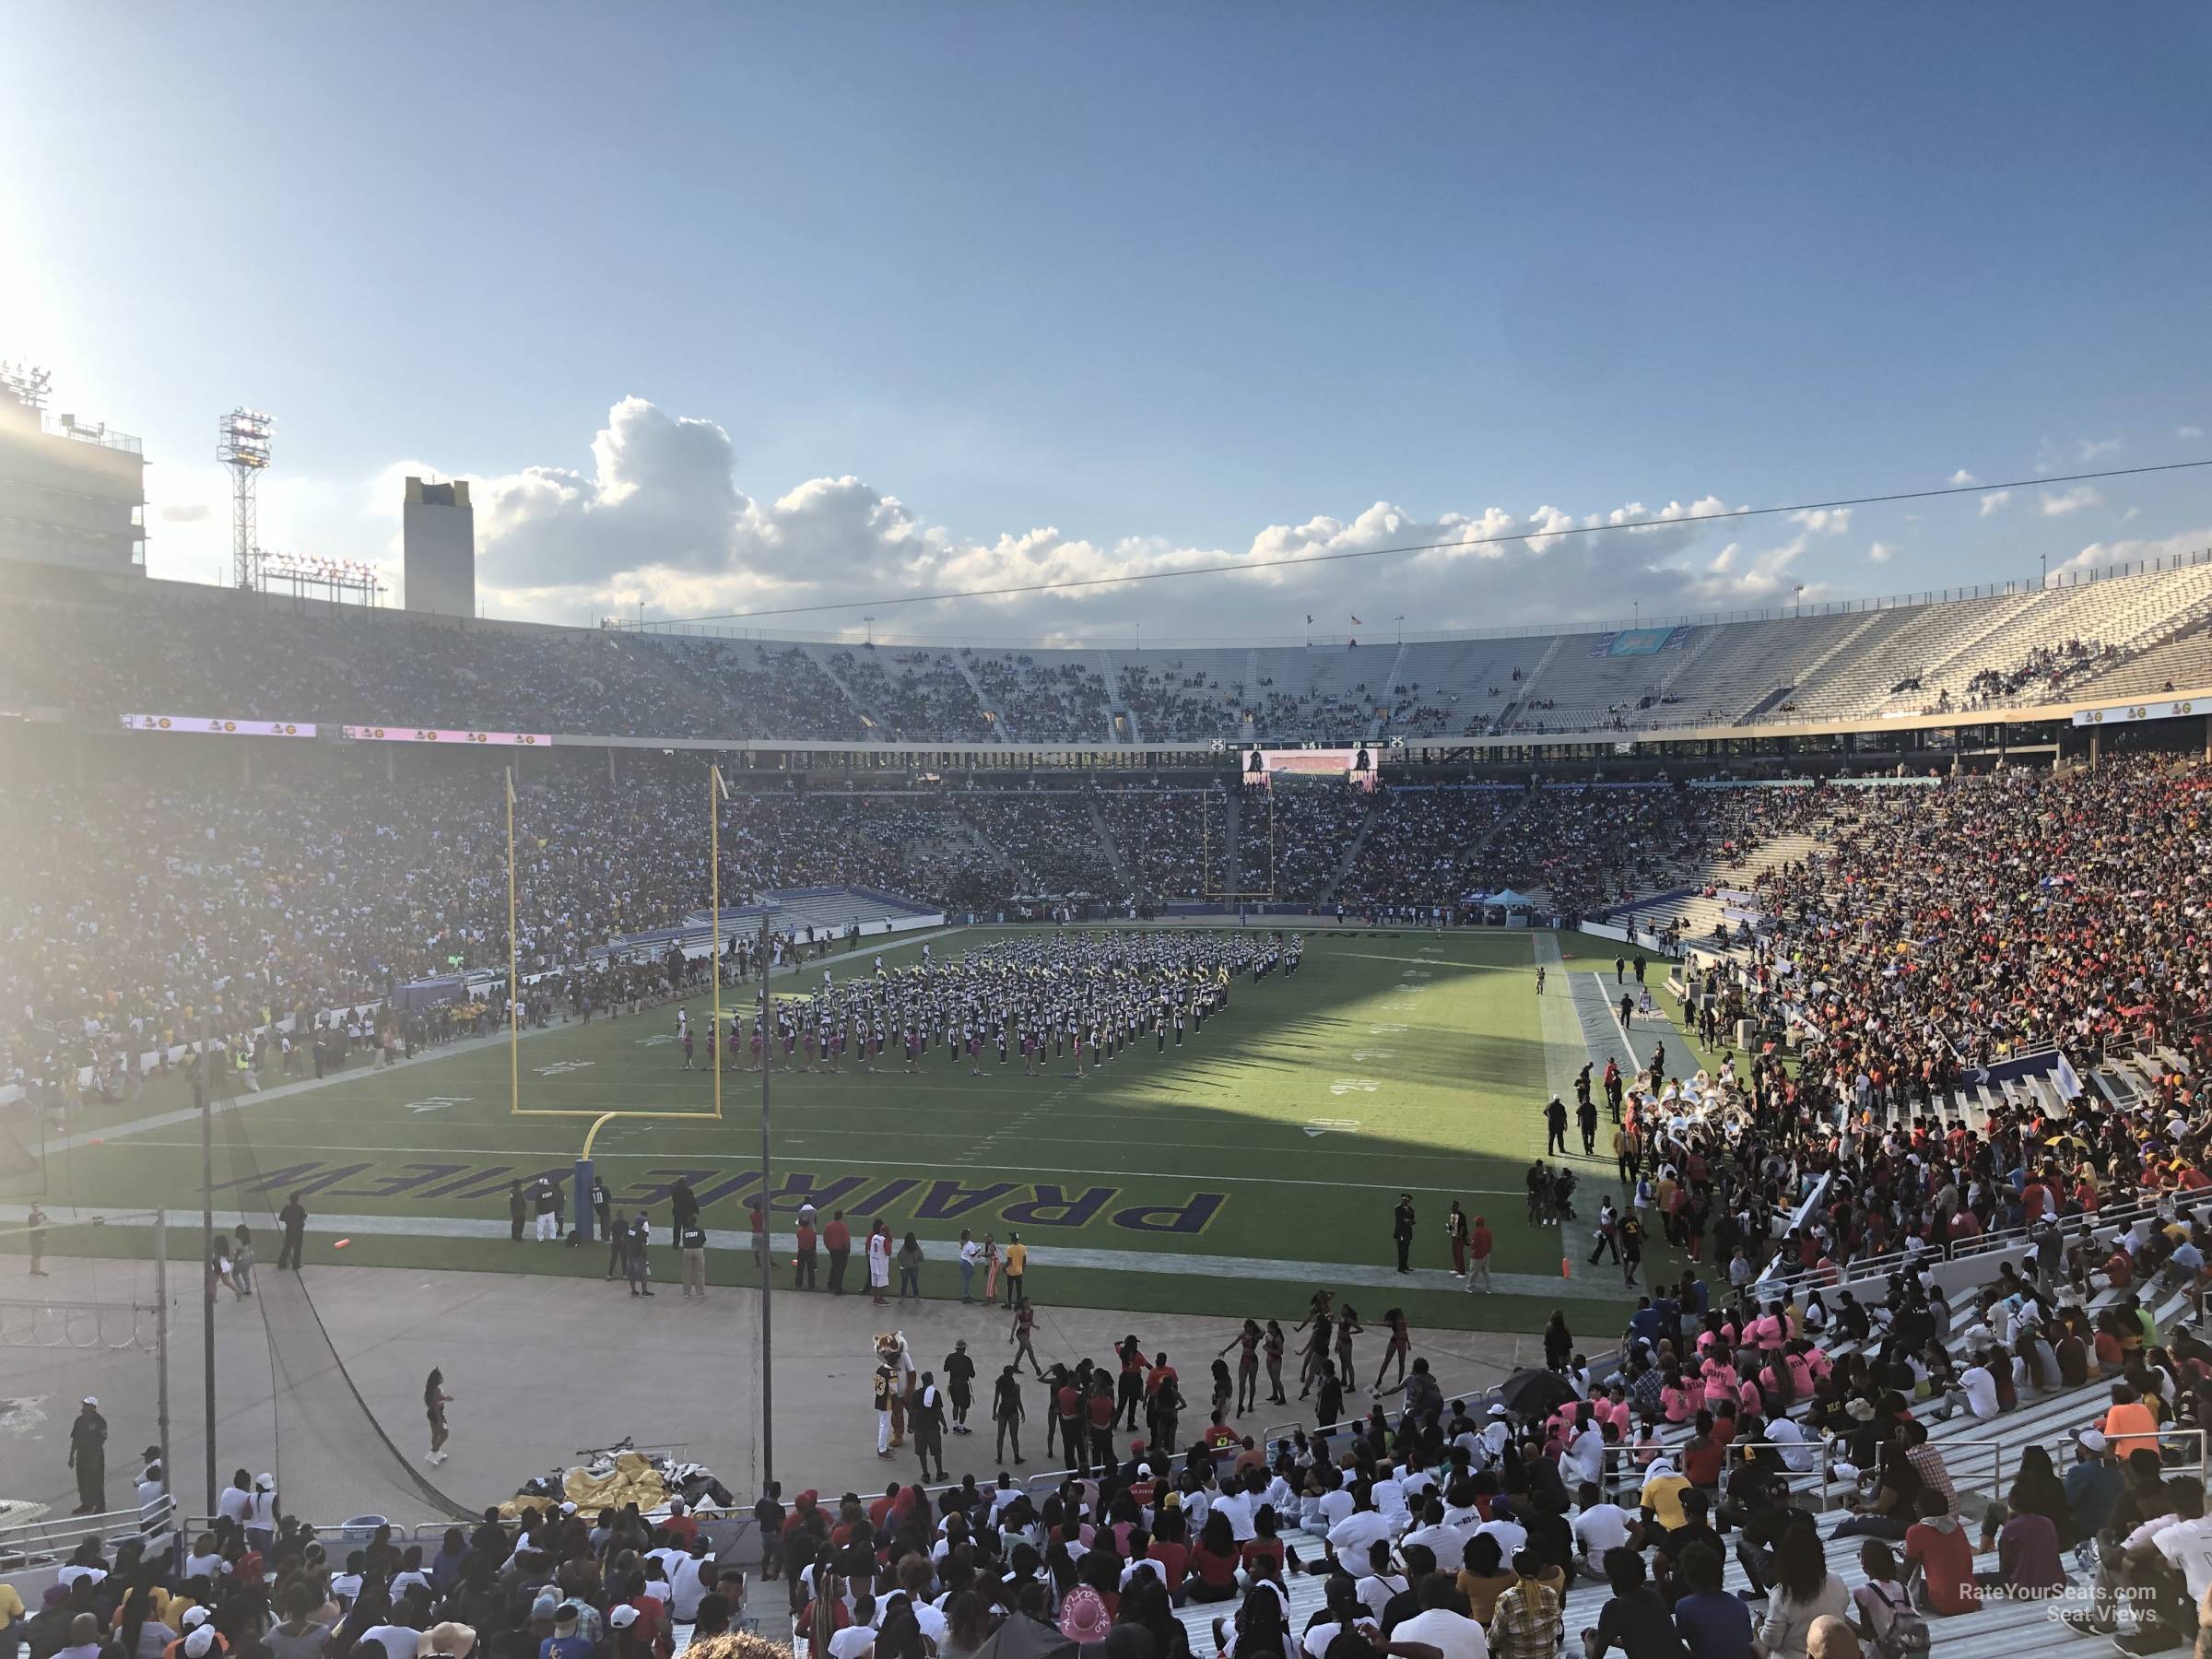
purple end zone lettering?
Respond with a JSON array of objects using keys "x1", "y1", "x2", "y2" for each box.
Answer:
[
  {"x1": 623, "y1": 1168, "x2": 721, "y2": 1206},
  {"x1": 843, "y1": 1178, "x2": 921, "y2": 1215},
  {"x1": 280, "y1": 1163, "x2": 377, "y2": 1200},
  {"x1": 327, "y1": 1163, "x2": 471, "y2": 1201},
  {"x1": 424, "y1": 1164, "x2": 513, "y2": 1199},
  {"x1": 1111, "y1": 1194, "x2": 1228, "y2": 1234},
  {"x1": 441, "y1": 1163, "x2": 568, "y2": 1203},
  {"x1": 1001, "y1": 1184, "x2": 1116, "y2": 1229},
  {"x1": 690, "y1": 1171, "x2": 763, "y2": 1209},
  {"x1": 213, "y1": 1161, "x2": 324, "y2": 1195},
  {"x1": 914, "y1": 1180, "x2": 1018, "y2": 1220}
]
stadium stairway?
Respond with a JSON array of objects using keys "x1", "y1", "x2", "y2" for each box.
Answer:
[
  {"x1": 1492, "y1": 637, "x2": 1569, "y2": 734},
  {"x1": 1321, "y1": 794, "x2": 1381, "y2": 905},
  {"x1": 1089, "y1": 795, "x2": 1136, "y2": 890},
  {"x1": 808, "y1": 650, "x2": 882, "y2": 735},
  {"x1": 1098, "y1": 648, "x2": 1137, "y2": 744},
  {"x1": 952, "y1": 652, "x2": 1013, "y2": 741}
]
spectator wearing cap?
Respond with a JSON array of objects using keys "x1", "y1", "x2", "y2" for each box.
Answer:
[
  {"x1": 67, "y1": 1396, "x2": 107, "y2": 1514},
  {"x1": 2067, "y1": 1430, "x2": 2124, "y2": 1546},
  {"x1": 172, "y1": 1618, "x2": 226, "y2": 1659},
  {"x1": 540, "y1": 1603, "x2": 592, "y2": 1659}
]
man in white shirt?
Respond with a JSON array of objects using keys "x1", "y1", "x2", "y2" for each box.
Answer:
[
  {"x1": 1479, "y1": 1406, "x2": 1512, "y2": 1465},
  {"x1": 216, "y1": 1474, "x2": 253, "y2": 1524},
  {"x1": 1474, "y1": 1502, "x2": 1527, "y2": 1561},
  {"x1": 1353, "y1": 1541, "x2": 1407, "y2": 1623},
  {"x1": 1392, "y1": 1577, "x2": 1488, "y2": 1659},
  {"x1": 1403, "y1": 1500, "x2": 1470, "y2": 1575},
  {"x1": 1213, "y1": 1480, "x2": 1259, "y2": 1542},
  {"x1": 1767, "y1": 1417, "x2": 1818, "y2": 1474},
  {"x1": 1325, "y1": 1496, "x2": 1395, "y2": 1573},
  {"x1": 826, "y1": 1594, "x2": 877, "y2": 1659},
  {"x1": 1956, "y1": 1358, "x2": 2001, "y2": 1419},
  {"x1": 2149, "y1": 1498, "x2": 2212, "y2": 1604},
  {"x1": 1371, "y1": 1465, "x2": 1411, "y2": 1527},
  {"x1": 1571, "y1": 1486, "x2": 1637, "y2": 1575},
  {"x1": 666, "y1": 1539, "x2": 714, "y2": 1622},
  {"x1": 959, "y1": 1233, "x2": 982, "y2": 1302},
  {"x1": 1315, "y1": 1477, "x2": 1357, "y2": 1532},
  {"x1": 1566, "y1": 1424, "x2": 1606, "y2": 1488}
]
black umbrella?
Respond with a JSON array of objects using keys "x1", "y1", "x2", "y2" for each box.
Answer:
[{"x1": 1496, "y1": 1366, "x2": 1578, "y2": 1419}]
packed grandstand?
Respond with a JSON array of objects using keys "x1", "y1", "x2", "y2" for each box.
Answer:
[{"x1": 12, "y1": 552, "x2": 2212, "y2": 1659}]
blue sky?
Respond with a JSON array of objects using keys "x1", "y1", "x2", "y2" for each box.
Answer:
[{"x1": 6, "y1": 5, "x2": 2208, "y2": 638}]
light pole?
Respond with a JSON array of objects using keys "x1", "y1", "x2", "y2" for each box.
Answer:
[{"x1": 1793, "y1": 582, "x2": 1805, "y2": 616}]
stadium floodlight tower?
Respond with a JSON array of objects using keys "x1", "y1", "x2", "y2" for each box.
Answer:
[{"x1": 218, "y1": 407, "x2": 276, "y2": 590}]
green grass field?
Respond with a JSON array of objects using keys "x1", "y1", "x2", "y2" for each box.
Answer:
[{"x1": 18, "y1": 926, "x2": 1673, "y2": 1335}]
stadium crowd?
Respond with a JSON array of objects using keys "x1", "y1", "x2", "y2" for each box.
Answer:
[
  {"x1": 1723, "y1": 759, "x2": 2212, "y2": 1077},
  {"x1": 970, "y1": 655, "x2": 1114, "y2": 744}
]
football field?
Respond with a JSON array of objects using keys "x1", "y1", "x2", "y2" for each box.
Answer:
[{"x1": 18, "y1": 926, "x2": 1676, "y2": 1335}]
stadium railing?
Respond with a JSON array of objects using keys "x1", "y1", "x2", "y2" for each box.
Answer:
[
  {"x1": 0, "y1": 1492, "x2": 173, "y2": 1571},
  {"x1": 1750, "y1": 1171, "x2": 1833, "y2": 1290},
  {"x1": 1820, "y1": 1188, "x2": 2183, "y2": 1297},
  {"x1": 1717, "y1": 1426, "x2": 2207, "y2": 1514}
]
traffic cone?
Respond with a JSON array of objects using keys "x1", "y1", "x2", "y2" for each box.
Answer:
[{"x1": 1560, "y1": 1256, "x2": 1571, "y2": 1278}]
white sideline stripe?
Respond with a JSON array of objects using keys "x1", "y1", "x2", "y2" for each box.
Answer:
[{"x1": 0, "y1": 1203, "x2": 1602, "y2": 1301}]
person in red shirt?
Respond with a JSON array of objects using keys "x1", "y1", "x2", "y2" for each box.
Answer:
[
  {"x1": 1086, "y1": 1377, "x2": 1115, "y2": 1471},
  {"x1": 1903, "y1": 1490, "x2": 1978, "y2": 1616},
  {"x1": 1681, "y1": 1412, "x2": 1725, "y2": 1488},
  {"x1": 660, "y1": 1499, "x2": 699, "y2": 1547},
  {"x1": 793, "y1": 1217, "x2": 818, "y2": 1289},
  {"x1": 1201, "y1": 1411, "x2": 1239, "y2": 1453},
  {"x1": 1055, "y1": 1375, "x2": 1085, "y2": 1474},
  {"x1": 823, "y1": 1212, "x2": 852, "y2": 1296},
  {"x1": 1467, "y1": 1216, "x2": 1494, "y2": 1294},
  {"x1": 1146, "y1": 1509, "x2": 1190, "y2": 1593}
]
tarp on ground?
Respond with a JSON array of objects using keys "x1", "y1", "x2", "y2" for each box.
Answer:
[{"x1": 498, "y1": 1450, "x2": 669, "y2": 1519}]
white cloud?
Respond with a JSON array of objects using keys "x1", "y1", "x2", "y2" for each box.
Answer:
[
  {"x1": 1947, "y1": 469, "x2": 1979, "y2": 488},
  {"x1": 230, "y1": 399, "x2": 1840, "y2": 637},
  {"x1": 1979, "y1": 490, "x2": 2013, "y2": 517},
  {"x1": 1868, "y1": 542, "x2": 1898, "y2": 564},
  {"x1": 2077, "y1": 438, "x2": 2123, "y2": 462},
  {"x1": 1789, "y1": 507, "x2": 1852, "y2": 535},
  {"x1": 2182, "y1": 426, "x2": 2206, "y2": 441},
  {"x1": 2056, "y1": 524, "x2": 2212, "y2": 577},
  {"x1": 159, "y1": 502, "x2": 210, "y2": 524},
  {"x1": 2040, "y1": 486, "x2": 2105, "y2": 517}
]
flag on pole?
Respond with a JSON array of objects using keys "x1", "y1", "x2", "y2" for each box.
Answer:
[{"x1": 1350, "y1": 615, "x2": 1364, "y2": 626}]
